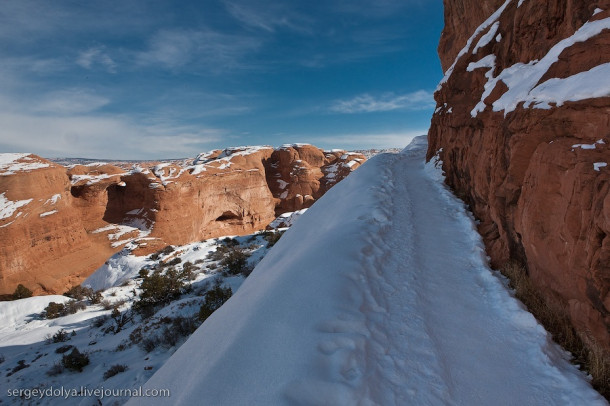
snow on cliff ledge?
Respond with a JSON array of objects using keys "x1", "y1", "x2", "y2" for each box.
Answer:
[{"x1": 129, "y1": 137, "x2": 605, "y2": 406}]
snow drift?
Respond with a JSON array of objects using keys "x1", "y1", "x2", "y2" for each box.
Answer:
[{"x1": 128, "y1": 137, "x2": 605, "y2": 405}]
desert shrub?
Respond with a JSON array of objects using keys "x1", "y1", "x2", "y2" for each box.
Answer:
[
  {"x1": 43, "y1": 300, "x2": 86, "y2": 319},
  {"x1": 12, "y1": 284, "x2": 33, "y2": 300},
  {"x1": 140, "y1": 337, "x2": 159, "y2": 353},
  {"x1": 129, "y1": 326, "x2": 143, "y2": 345},
  {"x1": 48, "y1": 329, "x2": 70, "y2": 344},
  {"x1": 199, "y1": 283, "x2": 232, "y2": 322},
  {"x1": 61, "y1": 348, "x2": 89, "y2": 372},
  {"x1": 109, "y1": 308, "x2": 132, "y2": 334},
  {"x1": 166, "y1": 257, "x2": 182, "y2": 266},
  {"x1": 46, "y1": 363, "x2": 63, "y2": 376},
  {"x1": 64, "y1": 300, "x2": 86, "y2": 314},
  {"x1": 138, "y1": 316, "x2": 200, "y2": 352},
  {"x1": 64, "y1": 285, "x2": 103, "y2": 303},
  {"x1": 100, "y1": 299, "x2": 126, "y2": 311},
  {"x1": 180, "y1": 262, "x2": 198, "y2": 281},
  {"x1": 64, "y1": 285, "x2": 90, "y2": 300},
  {"x1": 43, "y1": 302, "x2": 65, "y2": 319},
  {"x1": 89, "y1": 290, "x2": 103, "y2": 304},
  {"x1": 91, "y1": 315, "x2": 109, "y2": 328},
  {"x1": 133, "y1": 269, "x2": 185, "y2": 316},
  {"x1": 55, "y1": 345, "x2": 73, "y2": 354},
  {"x1": 263, "y1": 230, "x2": 284, "y2": 247},
  {"x1": 206, "y1": 245, "x2": 230, "y2": 261},
  {"x1": 139, "y1": 268, "x2": 149, "y2": 278},
  {"x1": 220, "y1": 248, "x2": 252, "y2": 276},
  {"x1": 103, "y1": 364, "x2": 128, "y2": 380},
  {"x1": 150, "y1": 245, "x2": 175, "y2": 261},
  {"x1": 115, "y1": 342, "x2": 128, "y2": 352},
  {"x1": 8, "y1": 360, "x2": 29, "y2": 376},
  {"x1": 222, "y1": 237, "x2": 239, "y2": 247}
]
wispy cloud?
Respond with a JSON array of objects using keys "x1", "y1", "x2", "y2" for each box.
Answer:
[
  {"x1": 223, "y1": 0, "x2": 311, "y2": 34},
  {"x1": 0, "y1": 111, "x2": 224, "y2": 160},
  {"x1": 329, "y1": 90, "x2": 435, "y2": 114},
  {"x1": 0, "y1": 90, "x2": 224, "y2": 159},
  {"x1": 77, "y1": 47, "x2": 117, "y2": 73},
  {"x1": 33, "y1": 89, "x2": 110, "y2": 115},
  {"x1": 137, "y1": 29, "x2": 261, "y2": 71}
]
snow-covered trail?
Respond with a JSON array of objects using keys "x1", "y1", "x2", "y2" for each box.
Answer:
[{"x1": 129, "y1": 137, "x2": 605, "y2": 405}]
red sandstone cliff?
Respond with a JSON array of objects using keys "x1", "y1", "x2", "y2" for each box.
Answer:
[
  {"x1": 429, "y1": 0, "x2": 610, "y2": 346},
  {"x1": 0, "y1": 146, "x2": 364, "y2": 296}
]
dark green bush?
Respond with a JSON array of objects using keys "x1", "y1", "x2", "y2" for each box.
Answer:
[
  {"x1": 61, "y1": 348, "x2": 89, "y2": 372},
  {"x1": 43, "y1": 300, "x2": 86, "y2": 319},
  {"x1": 8, "y1": 360, "x2": 29, "y2": 376},
  {"x1": 64, "y1": 285, "x2": 90, "y2": 300},
  {"x1": 199, "y1": 283, "x2": 232, "y2": 322},
  {"x1": 220, "y1": 248, "x2": 252, "y2": 276},
  {"x1": 47, "y1": 328, "x2": 72, "y2": 344},
  {"x1": 263, "y1": 230, "x2": 285, "y2": 247},
  {"x1": 55, "y1": 345, "x2": 73, "y2": 354},
  {"x1": 133, "y1": 269, "x2": 185, "y2": 316},
  {"x1": 138, "y1": 316, "x2": 200, "y2": 352},
  {"x1": 44, "y1": 302, "x2": 65, "y2": 319},
  {"x1": 103, "y1": 364, "x2": 128, "y2": 380},
  {"x1": 12, "y1": 284, "x2": 33, "y2": 300},
  {"x1": 166, "y1": 257, "x2": 182, "y2": 266}
]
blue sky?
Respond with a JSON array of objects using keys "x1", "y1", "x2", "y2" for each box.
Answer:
[{"x1": 0, "y1": 0, "x2": 444, "y2": 159}]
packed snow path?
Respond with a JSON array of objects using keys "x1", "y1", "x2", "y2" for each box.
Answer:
[{"x1": 130, "y1": 137, "x2": 605, "y2": 405}]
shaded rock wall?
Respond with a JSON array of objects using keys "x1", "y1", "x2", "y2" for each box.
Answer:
[{"x1": 429, "y1": 0, "x2": 610, "y2": 346}]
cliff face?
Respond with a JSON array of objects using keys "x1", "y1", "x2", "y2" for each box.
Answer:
[
  {"x1": 429, "y1": 0, "x2": 610, "y2": 346},
  {"x1": 0, "y1": 146, "x2": 364, "y2": 295}
]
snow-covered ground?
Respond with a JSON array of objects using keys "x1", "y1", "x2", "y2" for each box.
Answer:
[
  {"x1": 130, "y1": 136, "x2": 606, "y2": 405},
  {"x1": 0, "y1": 232, "x2": 283, "y2": 405}
]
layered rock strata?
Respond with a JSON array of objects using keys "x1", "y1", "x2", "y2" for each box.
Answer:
[
  {"x1": 429, "y1": 0, "x2": 610, "y2": 346},
  {"x1": 0, "y1": 146, "x2": 364, "y2": 295}
]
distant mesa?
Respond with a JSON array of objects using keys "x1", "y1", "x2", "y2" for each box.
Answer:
[{"x1": 0, "y1": 145, "x2": 366, "y2": 296}]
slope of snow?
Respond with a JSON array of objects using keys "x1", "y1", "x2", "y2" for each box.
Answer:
[
  {"x1": 0, "y1": 232, "x2": 279, "y2": 405},
  {"x1": 0, "y1": 153, "x2": 50, "y2": 175},
  {"x1": 0, "y1": 193, "x2": 32, "y2": 220},
  {"x1": 129, "y1": 136, "x2": 605, "y2": 405},
  {"x1": 470, "y1": 14, "x2": 610, "y2": 116},
  {"x1": 267, "y1": 209, "x2": 308, "y2": 229}
]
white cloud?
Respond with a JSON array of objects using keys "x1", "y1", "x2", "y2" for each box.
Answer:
[
  {"x1": 0, "y1": 111, "x2": 224, "y2": 159},
  {"x1": 76, "y1": 47, "x2": 117, "y2": 73},
  {"x1": 137, "y1": 29, "x2": 261, "y2": 71},
  {"x1": 33, "y1": 89, "x2": 110, "y2": 115},
  {"x1": 224, "y1": 1, "x2": 311, "y2": 34},
  {"x1": 329, "y1": 90, "x2": 435, "y2": 114}
]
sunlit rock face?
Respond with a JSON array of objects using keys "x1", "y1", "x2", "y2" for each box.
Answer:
[
  {"x1": 0, "y1": 146, "x2": 364, "y2": 296},
  {"x1": 429, "y1": 0, "x2": 610, "y2": 346}
]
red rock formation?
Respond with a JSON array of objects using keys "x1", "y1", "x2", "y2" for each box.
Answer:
[
  {"x1": 0, "y1": 146, "x2": 364, "y2": 295},
  {"x1": 429, "y1": 0, "x2": 610, "y2": 346},
  {"x1": 264, "y1": 144, "x2": 366, "y2": 214},
  {"x1": 0, "y1": 155, "x2": 117, "y2": 295}
]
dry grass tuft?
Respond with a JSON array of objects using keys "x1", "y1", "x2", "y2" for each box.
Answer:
[{"x1": 500, "y1": 261, "x2": 610, "y2": 400}]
